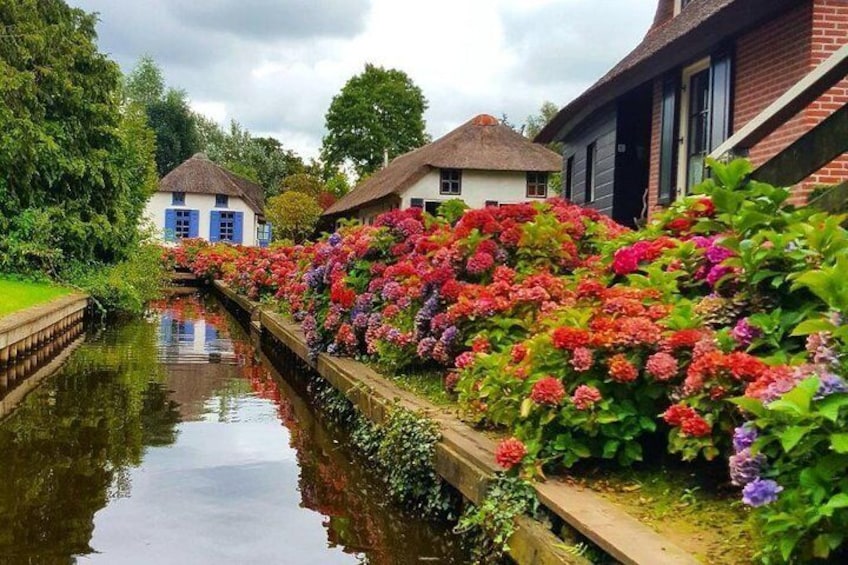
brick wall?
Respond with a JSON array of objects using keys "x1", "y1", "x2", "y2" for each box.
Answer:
[
  {"x1": 646, "y1": 78, "x2": 664, "y2": 215},
  {"x1": 734, "y1": 3, "x2": 812, "y2": 167},
  {"x1": 802, "y1": 0, "x2": 848, "y2": 198}
]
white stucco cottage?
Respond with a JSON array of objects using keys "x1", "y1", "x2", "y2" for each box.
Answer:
[
  {"x1": 145, "y1": 153, "x2": 270, "y2": 246},
  {"x1": 322, "y1": 114, "x2": 562, "y2": 224}
]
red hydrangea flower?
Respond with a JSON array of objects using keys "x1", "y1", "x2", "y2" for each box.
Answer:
[
  {"x1": 645, "y1": 352, "x2": 679, "y2": 381},
  {"x1": 444, "y1": 372, "x2": 460, "y2": 392},
  {"x1": 662, "y1": 404, "x2": 696, "y2": 426},
  {"x1": 454, "y1": 351, "x2": 476, "y2": 369},
  {"x1": 681, "y1": 414, "x2": 712, "y2": 437},
  {"x1": 612, "y1": 247, "x2": 641, "y2": 275},
  {"x1": 466, "y1": 252, "x2": 495, "y2": 274},
  {"x1": 531, "y1": 376, "x2": 566, "y2": 405},
  {"x1": 511, "y1": 344, "x2": 528, "y2": 363},
  {"x1": 571, "y1": 385, "x2": 602, "y2": 410},
  {"x1": 472, "y1": 335, "x2": 491, "y2": 353},
  {"x1": 552, "y1": 327, "x2": 590, "y2": 350},
  {"x1": 495, "y1": 437, "x2": 527, "y2": 469},
  {"x1": 608, "y1": 354, "x2": 638, "y2": 383}
]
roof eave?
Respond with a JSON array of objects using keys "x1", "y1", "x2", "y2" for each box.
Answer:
[{"x1": 536, "y1": 0, "x2": 804, "y2": 143}]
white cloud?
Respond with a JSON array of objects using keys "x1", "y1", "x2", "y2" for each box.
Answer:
[{"x1": 71, "y1": 0, "x2": 657, "y2": 159}]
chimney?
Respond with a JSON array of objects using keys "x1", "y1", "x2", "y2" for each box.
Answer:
[{"x1": 383, "y1": 148, "x2": 389, "y2": 168}]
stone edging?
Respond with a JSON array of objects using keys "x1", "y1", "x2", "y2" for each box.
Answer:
[
  {"x1": 213, "y1": 281, "x2": 700, "y2": 565},
  {"x1": 0, "y1": 293, "x2": 88, "y2": 366}
]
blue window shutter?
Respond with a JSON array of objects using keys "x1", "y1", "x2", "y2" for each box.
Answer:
[
  {"x1": 160, "y1": 315, "x2": 173, "y2": 343},
  {"x1": 164, "y1": 209, "x2": 177, "y2": 241},
  {"x1": 189, "y1": 209, "x2": 199, "y2": 238},
  {"x1": 233, "y1": 212, "x2": 244, "y2": 244},
  {"x1": 210, "y1": 211, "x2": 221, "y2": 242}
]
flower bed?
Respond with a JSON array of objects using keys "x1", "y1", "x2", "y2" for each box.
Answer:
[{"x1": 167, "y1": 159, "x2": 848, "y2": 563}]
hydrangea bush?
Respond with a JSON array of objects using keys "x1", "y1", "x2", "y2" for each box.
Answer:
[{"x1": 167, "y1": 159, "x2": 848, "y2": 563}]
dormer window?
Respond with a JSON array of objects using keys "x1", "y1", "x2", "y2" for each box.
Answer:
[
  {"x1": 439, "y1": 169, "x2": 462, "y2": 195},
  {"x1": 172, "y1": 192, "x2": 185, "y2": 206},
  {"x1": 215, "y1": 194, "x2": 229, "y2": 208}
]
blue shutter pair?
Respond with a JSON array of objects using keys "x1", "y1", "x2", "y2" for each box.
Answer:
[{"x1": 209, "y1": 211, "x2": 243, "y2": 243}]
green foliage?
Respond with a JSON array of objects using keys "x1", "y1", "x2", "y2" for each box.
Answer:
[
  {"x1": 735, "y1": 378, "x2": 848, "y2": 563},
  {"x1": 0, "y1": 0, "x2": 157, "y2": 275},
  {"x1": 68, "y1": 243, "x2": 168, "y2": 315},
  {"x1": 146, "y1": 89, "x2": 200, "y2": 177},
  {"x1": 377, "y1": 406, "x2": 455, "y2": 518},
  {"x1": 322, "y1": 63, "x2": 429, "y2": 178},
  {"x1": 198, "y1": 118, "x2": 305, "y2": 198},
  {"x1": 265, "y1": 191, "x2": 322, "y2": 243},
  {"x1": 123, "y1": 54, "x2": 165, "y2": 106},
  {"x1": 280, "y1": 172, "x2": 325, "y2": 198},
  {"x1": 435, "y1": 199, "x2": 469, "y2": 224},
  {"x1": 524, "y1": 100, "x2": 563, "y2": 153},
  {"x1": 456, "y1": 475, "x2": 538, "y2": 562}
]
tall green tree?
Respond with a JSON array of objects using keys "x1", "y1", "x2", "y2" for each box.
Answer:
[
  {"x1": 124, "y1": 56, "x2": 199, "y2": 177},
  {"x1": 265, "y1": 191, "x2": 322, "y2": 243},
  {"x1": 0, "y1": 0, "x2": 157, "y2": 273},
  {"x1": 322, "y1": 64, "x2": 429, "y2": 179}
]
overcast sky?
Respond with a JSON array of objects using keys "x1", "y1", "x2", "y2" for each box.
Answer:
[{"x1": 68, "y1": 0, "x2": 656, "y2": 159}]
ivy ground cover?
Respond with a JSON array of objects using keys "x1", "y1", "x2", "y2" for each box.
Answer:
[{"x1": 166, "y1": 160, "x2": 848, "y2": 563}]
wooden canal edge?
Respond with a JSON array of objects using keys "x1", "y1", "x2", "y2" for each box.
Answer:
[
  {"x1": 0, "y1": 293, "x2": 88, "y2": 367},
  {"x1": 213, "y1": 281, "x2": 701, "y2": 565}
]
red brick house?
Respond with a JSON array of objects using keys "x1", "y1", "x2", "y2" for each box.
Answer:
[{"x1": 536, "y1": 0, "x2": 848, "y2": 226}]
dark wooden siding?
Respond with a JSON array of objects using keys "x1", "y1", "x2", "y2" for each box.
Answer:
[{"x1": 560, "y1": 105, "x2": 618, "y2": 216}]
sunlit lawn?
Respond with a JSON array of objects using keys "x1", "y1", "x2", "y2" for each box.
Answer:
[{"x1": 0, "y1": 278, "x2": 72, "y2": 319}]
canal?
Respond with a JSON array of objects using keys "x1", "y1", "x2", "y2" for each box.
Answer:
[{"x1": 0, "y1": 294, "x2": 469, "y2": 564}]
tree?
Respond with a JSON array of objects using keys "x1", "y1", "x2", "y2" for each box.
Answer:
[
  {"x1": 0, "y1": 0, "x2": 158, "y2": 273},
  {"x1": 281, "y1": 173, "x2": 324, "y2": 198},
  {"x1": 322, "y1": 64, "x2": 429, "y2": 179},
  {"x1": 196, "y1": 117, "x2": 305, "y2": 198},
  {"x1": 524, "y1": 101, "x2": 562, "y2": 148},
  {"x1": 124, "y1": 55, "x2": 164, "y2": 107},
  {"x1": 265, "y1": 191, "x2": 322, "y2": 243},
  {"x1": 125, "y1": 56, "x2": 200, "y2": 177}
]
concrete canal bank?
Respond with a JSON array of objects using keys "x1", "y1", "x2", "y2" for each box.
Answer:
[{"x1": 213, "y1": 280, "x2": 700, "y2": 565}]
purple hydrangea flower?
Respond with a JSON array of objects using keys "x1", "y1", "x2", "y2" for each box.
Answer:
[
  {"x1": 729, "y1": 449, "x2": 766, "y2": 486},
  {"x1": 731, "y1": 318, "x2": 761, "y2": 348},
  {"x1": 806, "y1": 332, "x2": 840, "y2": 367},
  {"x1": 305, "y1": 266, "x2": 326, "y2": 290},
  {"x1": 328, "y1": 232, "x2": 342, "y2": 246},
  {"x1": 440, "y1": 326, "x2": 458, "y2": 346},
  {"x1": 417, "y1": 337, "x2": 437, "y2": 358},
  {"x1": 815, "y1": 372, "x2": 848, "y2": 400},
  {"x1": 732, "y1": 424, "x2": 758, "y2": 453},
  {"x1": 742, "y1": 479, "x2": 783, "y2": 507}
]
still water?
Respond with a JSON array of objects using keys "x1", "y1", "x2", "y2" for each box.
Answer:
[{"x1": 0, "y1": 295, "x2": 468, "y2": 564}]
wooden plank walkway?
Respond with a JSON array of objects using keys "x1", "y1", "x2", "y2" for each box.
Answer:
[{"x1": 215, "y1": 281, "x2": 701, "y2": 565}]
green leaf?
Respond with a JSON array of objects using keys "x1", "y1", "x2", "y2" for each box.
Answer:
[
  {"x1": 791, "y1": 318, "x2": 836, "y2": 337},
  {"x1": 822, "y1": 493, "x2": 848, "y2": 516},
  {"x1": 818, "y1": 394, "x2": 848, "y2": 422},
  {"x1": 779, "y1": 426, "x2": 811, "y2": 453},
  {"x1": 768, "y1": 377, "x2": 818, "y2": 415},
  {"x1": 519, "y1": 397, "x2": 533, "y2": 419},
  {"x1": 731, "y1": 396, "x2": 767, "y2": 417},
  {"x1": 602, "y1": 440, "x2": 620, "y2": 459},
  {"x1": 830, "y1": 433, "x2": 848, "y2": 454}
]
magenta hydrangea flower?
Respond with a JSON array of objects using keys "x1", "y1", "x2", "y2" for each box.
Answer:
[{"x1": 731, "y1": 318, "x2": 760, "y2": 348}]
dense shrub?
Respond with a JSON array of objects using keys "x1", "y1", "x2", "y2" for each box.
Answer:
[{"x1": 169, "y1": 159, "x2": 848, "y2": 563}]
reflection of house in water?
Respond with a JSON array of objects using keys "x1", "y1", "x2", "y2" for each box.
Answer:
[{"x1": 157, "y1": 313, "x2": 249, "y2": 421}]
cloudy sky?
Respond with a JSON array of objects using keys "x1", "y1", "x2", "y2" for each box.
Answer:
[{"x1": 68, "y1": 0, "x2": 656, "y2": 159}]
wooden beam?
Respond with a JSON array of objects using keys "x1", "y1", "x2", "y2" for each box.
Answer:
[
  {"x1": 710, "y1": 43, "x2": 848, "y2": 159},
  {"x1": 752, "y1": 102, "x2": 848, "y2": 186}
]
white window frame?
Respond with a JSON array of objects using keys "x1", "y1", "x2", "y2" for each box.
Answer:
[{"x1": 676, "y1": 57, "x2": 711, "y2": 199}]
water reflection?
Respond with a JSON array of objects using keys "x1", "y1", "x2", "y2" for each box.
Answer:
[{"x1": 0, "y1": 294, "x2": 467, "y2": 564}]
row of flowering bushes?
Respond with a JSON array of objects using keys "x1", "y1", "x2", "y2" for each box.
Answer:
[{"x1": 164, "y1": 160, "x2": 848, "y2": 563}]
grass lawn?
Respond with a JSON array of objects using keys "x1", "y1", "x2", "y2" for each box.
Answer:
[{"x1": 0, "y1": 278, "x2": 73, "y2": 319}]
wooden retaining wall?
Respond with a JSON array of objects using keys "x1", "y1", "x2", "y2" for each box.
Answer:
[
  {"x1": 213, "y1": 281, "x2": 701, "y2": 565},
  {"x1": 0, "y1": 294, "x2": 88, "y2": 367}
]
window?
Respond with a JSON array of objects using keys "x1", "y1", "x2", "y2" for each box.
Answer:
[
  {"x1": 257, "y1": 223, "x2": 271, "y2": 246},
  {"x1": 585, "y1": 142, "x2": 597, "y2": 203},
  {"x1": 219, "y1": 211, "x2": 235, "y2": 241},
  {"x1": 658, "y1": 73, "x2": 679, "y2": 204},
  {"x1": 564, "y1": 156, "x2": 574, "y2": 200},
  {"x1": 174, "y1": 209, "x2": 192, "y2": 239},
  {"x1": 424, "y1": 201, "x2": 441, "y2": 215},
  {"x1": 440, "y1": 169, "x2": 462, "y2": 195},
  {"x1": 526, "y1": 172, "x2": 548, "y2": 198},
  {"x1": 172, "y1": 192, "x2": 185, "y2": 206},
  {"x1": 484, "y1": 200, "x2": 499, "y2": 207},
  {"x1": 215, "y1": 194, "x2": 228, "y2": 207},
  {"x1": 676, "y1": 53, "x2": 732, "y2": 195},
  {"x1": 410, "y1": 198, "x2": 424, "y2": 209}
]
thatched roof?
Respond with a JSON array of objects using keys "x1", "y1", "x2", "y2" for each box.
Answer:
[
  {"x1": 324, "y1": 114, "x2": 562, "y2": 216},
  {"x1": 536, "y1": 0, "x2": 804, "y2": 143},
  {"x1": 159, "y1": 153, "x2": 265, "y2": 214}
]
